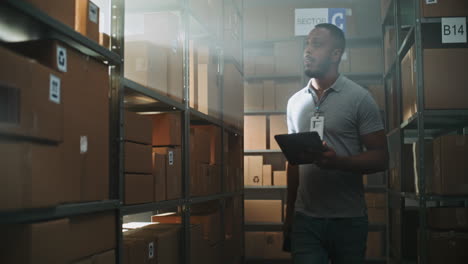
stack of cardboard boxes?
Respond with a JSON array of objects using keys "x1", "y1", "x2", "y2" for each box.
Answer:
[
  {"x1": 124, "y1": 12, "x2": 184, "y2": 102},
  {"x1": 24, "y1": 0, "x2": 110, "y2": 47},
  {"x1": 0, "y1": 212, "x2": 116, "y2": 263},
  {"x1": 244, "y1": 156, "x2": 287, "y2": 187},
  {"x1": 244, "y1": 114, "x2": 288, "y2": 151},
  {"x1": 0, "y1": 38, "x2": 110, "y2": 209},
  {"x1": 124, "y1": 111, "x2": 183, "y2": 204},
  {"x1": 190, "y1": 125, "x2": 222, "y2": 197},
  {"x1": 152, "y1": 112, "x2": 183, "y2": 201},
  {"x1": 124, "y1": 111, "x2": 153, "y2": 205}
]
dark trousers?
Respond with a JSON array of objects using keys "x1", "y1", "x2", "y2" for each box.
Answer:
[{"x1": 291, "y1": 212, "x2": 368, "y2": 264}]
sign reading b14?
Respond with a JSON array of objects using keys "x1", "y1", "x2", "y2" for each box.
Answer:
[{"x1": 295, "y1": 8, "x2": 347, "y2": 36}]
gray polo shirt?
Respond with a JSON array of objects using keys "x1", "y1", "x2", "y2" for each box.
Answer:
[{"x1": 287, "y1": 74, "x2": 383, "y2": 218}]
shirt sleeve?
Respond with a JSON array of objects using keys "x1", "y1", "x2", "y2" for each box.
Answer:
[
  {"x1": 287, "y1": 99, "x2": 296, "y2": 134},
  {"x1": 357, "y1": 93, "x2": 384, "y2": 135}
]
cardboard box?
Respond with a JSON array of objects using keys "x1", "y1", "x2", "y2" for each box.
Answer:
[
  {"x1": 190, "y1": 127, "x2": 212, "y2": 164},
  {"x1": 152, "y1": 112, "x2": 182, "y2": 146},
  {"x1": 124, "y1": 41, "x2": 168, "y2": 95},
  {"x1": 152, "y1": 213, "x2": 220, "y2": 245},
  {"x1": 69, "y1": 212, "x2": 116, "y2": 261},
  {"x1": 403, "y1": 47, "x2": 468, "y2": 120},
  {"x1": 0, "y1": 46, "x2": 63, "y2": 142},
  {"x1": 244, "y1": 200, "x2": 282, "y2": 223},
  {"x1": 424, "y1": 49, "x2": 468, "y2": 110},
  {"x1": 244, "y1": 156, "x2": 263, "y2": 186},
  {"x1": 125, "y1": 142, "x2": 153, "y2": 174},
  {"x1": 263, "y1": 80, "x2": 276, "y2": 111},
  {"x1": 153, "y1": 153, "x2": 167, "y2": 202},
  {"x1": 244, "y1": 115, "x2": 266, "y2": 150},
  {"x1": 124, "y1": 111, "x2": 153, "y2": 145},
  {"x1": 24, "y1": 0, "x2": 75, "y2": 28},
  {"x1": 273, "y1": 171, "x2": 287, "y2": 186},
  {"x1": 123, "y1": 230, "x2": 158, "y2": 264},
  {"x1": 274, "y1": 40, "x2": 302, "y2": 76},
  {"x1": 1, "y1": 213, "x2": 115, "y2": 263},
  {"x1": 349, "y1": 47, "x2": 383, "y2": 73},
  {"x1": 75, "y1": 0, "x2": 100, "y2": 42},
  {"x1": 0, "y1": 218, "x2": 70, "y2": 264},
  {"x1": 144, "y1": 12, "x2": 184, "y2": 102},
  {"x1": 191, "y1": 125, "x2": 222, "y2": 165},
  {"x1": 0, "y1": 142, "x2": 61, "y2": 210},
  {"x1": 244, "y1": 81, "x2": 264, "y2": 111},
  {"x1": 125, "y1": 174, "x2": 154, "y2": 205},
  {"x1": 269, "y1": 115, "x2": 288, "y2": 150},
  {"x1": 428, "y1": 208, "x2": 468, "y2": 230},
  {"x1": 123, "y1": 224, "x2": 180, "y2": 264},
  {"x1": 66, "y1": 48, "x2": 109, "y2": 202},
  {"x1": 426, "y1": 230, "x2": 468, "y2": 264},
  {"x1": 262, "y1": 165, "x2": 272, "y2": 186},
  {"x1": 366, "y1": 231, "x2": 384, "y2": 258},
  {"x1": 275, "y1": 81, "x2": 300, "y2": 111},
  {"x1": 420, "y1": 0, "x2": 468, "y2": 18},
  {"x1": 153, "y1": 147, "x2": 182, "y2": 200},
  {"x1": 432, "y1": 135, "x2": 468, "y2": 195},
  {"x1": 99, "y1": 33, "x2": 110, "y2": 49}
]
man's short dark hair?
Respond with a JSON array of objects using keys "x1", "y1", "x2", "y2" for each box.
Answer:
[{"x1": 315, "y1": 23, "x2": 346, "y2": 51}]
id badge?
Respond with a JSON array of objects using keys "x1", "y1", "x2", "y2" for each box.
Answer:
[{"x1": 310, "y1": 115, "x2": 325, "y2": 140}]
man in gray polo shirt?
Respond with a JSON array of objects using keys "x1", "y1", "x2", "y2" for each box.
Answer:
[{"x1": 284, "y1": 23, "x2": 388, "y2": 264}]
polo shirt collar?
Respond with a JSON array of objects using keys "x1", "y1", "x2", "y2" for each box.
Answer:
[{"x1": 306, "y1": 74, "x2": 344, "y2": 94}]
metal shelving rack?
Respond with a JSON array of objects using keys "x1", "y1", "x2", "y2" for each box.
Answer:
[
  {"x1": 383, "y1": 0, "x2": 468, "y2": 263},
  {"x1": 0, "y1": 0, "x2": 245, "y2": 263}
]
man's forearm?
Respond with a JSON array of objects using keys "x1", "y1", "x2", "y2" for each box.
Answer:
[{"x1": 336, "y1": 149, "x2": 388, "y2": 174}]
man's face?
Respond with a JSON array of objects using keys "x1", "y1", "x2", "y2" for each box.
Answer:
[{"x1": 303, "y1": 28, "x2": 340, "y2": 78}]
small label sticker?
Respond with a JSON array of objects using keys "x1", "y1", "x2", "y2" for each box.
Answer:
[
  {"x1": 168, "y1": 150, "x2": 174, "y2": 166},
  {"x1": 89, "y1": 2, "x2": 98, "y2": 24},
  {"x1": 310, "y1": 116, "x2": 325, "y2": 140},
  {"x1": 80, "y1": 136, "x2": 88, "y2": 154},
  {"x1": 49, "y1": 74, "x2": 61, "y2": 104},
  {"x1": 426, "y1": 0, "x2": 437, "y2": 4},
  {"x1": 148, "y1": 242, "x2": 155, "y2": 259},
  {"x1": 57, "y1": 46, "x2": 67, "y2": 72},
  {"x1": 442, "y1": 17, "x2": 467, "y2": 44}
]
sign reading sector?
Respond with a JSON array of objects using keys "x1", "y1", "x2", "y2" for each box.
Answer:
[{"x1": 295, "y1": 8, "x2": 347, "y2": 36}]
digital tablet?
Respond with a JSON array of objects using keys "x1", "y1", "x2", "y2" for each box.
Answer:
[{"x1": 274, "y1": 131, "x2": 325, "y2": 165}]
